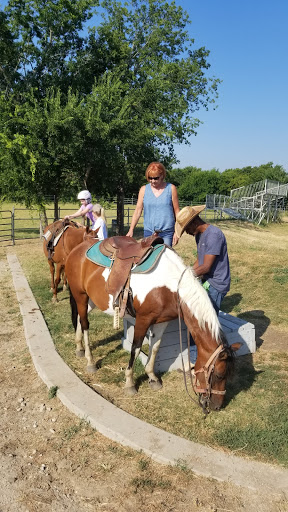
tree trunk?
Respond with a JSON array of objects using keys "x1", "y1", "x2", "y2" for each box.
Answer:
[
  {"x1": 116, "y1": 185, "x2": 124, "y2": 235},
  {"x1": 54, "y1": 195, "x2": 59, "y2": 221}
]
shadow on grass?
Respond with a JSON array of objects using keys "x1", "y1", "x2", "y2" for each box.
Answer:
[
  {"x1": 91, "y1": 331, "x2": 124, "y2": 350},
  {"x1": 221, "y1": 294, "x2": 271, "y2": 350},
  {"x1": 224, "y1": 352, "x2": 262, "y2": 409},
  {"x1": 221, "y1": 292, "x2": 242, "y2": 312},
  {"x1": 222, "y1": 308, "x2": 270, "y2": 407},
  {"x1": 238, "y1": 309, "x2": 271, "y2": 349}
]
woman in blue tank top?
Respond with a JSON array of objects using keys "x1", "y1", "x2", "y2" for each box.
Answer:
[{"x1": 126, "y1": 162, "x2": 180, "y2": 246}]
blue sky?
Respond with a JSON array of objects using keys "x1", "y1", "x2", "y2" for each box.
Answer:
[
  {"x1": 173, "y1": 0, "x2": 288, "y2": 172},
  {"x1": 1, "y1": 0, "x2": 287, "y2": 173}
]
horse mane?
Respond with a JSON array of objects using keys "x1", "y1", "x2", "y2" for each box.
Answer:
[{"x1": 165, "y1": 248, "x2": 221, "y2": 341}]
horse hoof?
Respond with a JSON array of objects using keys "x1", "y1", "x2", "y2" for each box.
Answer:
[
  {"x1": 52, "y1": 297, "x2": 59, "y2": 304},
  {"x1": 86, "y1": 365, "x2": 97, "y2": 374},
  {"x1": 75, "y1": 350, "x2": 85, "y2": 358},
  {"x1": 124, "y1": 386, "x2": 137, "y2": 396},
  {"x1": 63, "y1": 284, "x2": 67, "y2": 291},
  {"x1": 149, "y1": 379, "x2": 162, "y2": 391}
]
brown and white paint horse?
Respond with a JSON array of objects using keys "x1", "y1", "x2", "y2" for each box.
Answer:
[
  {"x1": 65, "y1": 238, "x2": 241, "y2": 412},
  {"x1": 43, "y1": 220, "x2": 99, "y2": 303}
]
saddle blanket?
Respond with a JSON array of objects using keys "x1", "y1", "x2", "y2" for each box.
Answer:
[
  {"x1": 86, "y1": 241, "x2": 165, "y2": 274},
  {"x1": 43, "y1": 225, "x2": 70, "y2": 247}
]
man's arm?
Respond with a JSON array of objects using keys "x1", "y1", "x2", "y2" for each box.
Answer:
[{"x1": 193, "y1": 254, "x2": 216, "y2": 278}]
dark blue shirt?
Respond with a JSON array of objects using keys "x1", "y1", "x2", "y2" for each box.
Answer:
[{"x1": 195, "y1": 225, "x2": 230, "y2": 293}]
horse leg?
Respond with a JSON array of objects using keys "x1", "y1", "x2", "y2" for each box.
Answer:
[
  {"x1": 124, "y1": 318, "x2": 153, "y2": 395},
  {"x1": 61, "y1": 267, "x2": 68, "y2": 291},
  {"x1": 145, "y1": 322, "x2": 168, "y2": 391},
  {"x1": 52, "y1": 263, "x2": 63, "y2": 303},
  {"x1": 75, "y1": 314, "x2": 85, "y2": 357},
  {"x1": 48, "y1": 259, "x2": 55, "y2": 293},
  {"x1": 77, "y1": 300, "x2": 97, "y2": 373}
]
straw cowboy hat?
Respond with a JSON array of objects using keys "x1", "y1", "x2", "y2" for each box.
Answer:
[{"x1": 175, "y1": 205, "x2": 206, "y2": 238}]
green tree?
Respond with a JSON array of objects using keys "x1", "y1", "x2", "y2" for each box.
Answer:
[
  {"x1": 2, "y1": 0, "x2": 97, "y2": 96},
  {"x1": 178, "y1": 168, "x2": 220, "y2": 202},
  {"x1": 1, "y1": 0, "x2": 220, "y2": 233}
]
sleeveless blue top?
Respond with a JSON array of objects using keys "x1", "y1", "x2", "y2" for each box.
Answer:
[{"x1": 143, "y1": 183, "x2": 175, "y2": 232}]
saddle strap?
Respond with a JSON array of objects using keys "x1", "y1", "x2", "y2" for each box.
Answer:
[
  {"x1": 106, "y1": 257, "x2": 134, "y2": 303},
  {"x1": 119, "y1": 274, "x2": 131, "y2": 318}
]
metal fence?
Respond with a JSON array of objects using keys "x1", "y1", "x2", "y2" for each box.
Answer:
[
  {"x1": 0, "y1": 199, "x2": 236, "y2": 245},
  {"x1": 0, "y1": 205, "x2": 146, "y2": 245}
]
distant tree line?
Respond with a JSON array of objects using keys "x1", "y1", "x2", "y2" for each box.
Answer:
[{"x1": 168, "y1": 162, "x2": 288, "y2": 203}]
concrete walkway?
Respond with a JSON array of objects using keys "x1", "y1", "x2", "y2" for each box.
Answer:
[{"x1": 7, "y1": 252, "x2": 288, "y2": 497}]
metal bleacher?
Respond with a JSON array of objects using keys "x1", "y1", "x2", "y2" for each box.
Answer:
[{"x1": 206, "y1": 179, "x2": 288, "y2": 224}]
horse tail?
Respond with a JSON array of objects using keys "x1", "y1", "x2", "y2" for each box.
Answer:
[{"x1": 69, "y1": 290, "x2": 78, "y2": 331}]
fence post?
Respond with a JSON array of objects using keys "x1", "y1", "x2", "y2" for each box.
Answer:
[
  {"x1": 127, "y1": 207, "x2": 130, "y2": 227},
  {"x1": 12, "y1": 207, "x2": 15, "y2": 245},
  {"x1": 39, "y1": 214, "x2": 43, "y2": 239}
]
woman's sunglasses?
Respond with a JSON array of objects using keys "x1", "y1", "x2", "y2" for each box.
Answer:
[{"x1": 148, "y1": 176, "x2": 160, "y2": 181}]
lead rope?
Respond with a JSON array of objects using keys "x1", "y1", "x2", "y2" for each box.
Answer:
[{"x1": 176, "y1": 269, "x2": 201, "y2": 408}]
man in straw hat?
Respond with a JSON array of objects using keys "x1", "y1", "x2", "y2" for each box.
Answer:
[
  {"x1": 175, "y1": 205, "x2": 231, "y2": 367},
  {"x1": 175, "y1": 205, "x2": 230, "y2": 315}
]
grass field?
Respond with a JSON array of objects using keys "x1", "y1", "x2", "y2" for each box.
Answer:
[{"x1": 2, "y1": 215, "x2": 288, "y2": 468}]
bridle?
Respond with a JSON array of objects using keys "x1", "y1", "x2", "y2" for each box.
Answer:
[
  {"x1": 176, "y1": 268, "x2": 227, "y2": 415},
  {"x1": 192, "y1": 344, "x2": 226, "y2": 414}
]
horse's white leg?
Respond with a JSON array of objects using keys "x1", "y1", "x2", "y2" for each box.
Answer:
[
  {"x1": 145, "y1": 322, "x2": 168, "y2": 391},
  {"x1": 75, "y1": 315, "x2": 85, "y2": 357},
  {"x1": 83, "y1": 300, "x2": 97, "y2": 373},
  {"x1": 83, "y1": 329, "x2": 97, "y2": 373}
]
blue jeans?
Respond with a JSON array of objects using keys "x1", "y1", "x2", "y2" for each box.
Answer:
[
  {"x1": 207, "y1": 284, "x2": 226, "y2": 316},
  {"x1": 143, "y1": 228, "x2": 174, "y2": 247},
  {"x1": 189, "y1": 283, "x2": 226, "y2": 363}
]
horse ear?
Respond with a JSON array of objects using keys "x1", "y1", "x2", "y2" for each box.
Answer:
[
  {"x1": 219, "y1": 342, "x2": 243, "y2": 360},
  {"x1": 230, "y1": 342, "x2": 243, "y2": 352}
]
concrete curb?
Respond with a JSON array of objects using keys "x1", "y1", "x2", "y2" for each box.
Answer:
[{"x1": 7, "y1": 252, "x2": 288, "y2": 497}]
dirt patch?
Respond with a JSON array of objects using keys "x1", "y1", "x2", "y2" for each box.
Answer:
[{"x1": 1, "y1": 254, "x2": 288, "y2": 512}]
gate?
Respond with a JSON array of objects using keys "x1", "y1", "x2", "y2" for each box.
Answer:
[
  {"x1": 0, "y1": 210, "x2": 13, "y2": 244},
  {"x1": 0, "y1": 207, "x2": 45, "y2": 245}
]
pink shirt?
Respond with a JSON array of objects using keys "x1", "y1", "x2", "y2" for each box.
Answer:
[{"x1": 80, "y1": 203, "x2": 94, "y2": 223}]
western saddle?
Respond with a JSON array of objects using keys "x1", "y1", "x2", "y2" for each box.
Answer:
[
  {"x1": 44, "y1": 219, "x2": 79, "y2": 260},
  {"x1": 99, "y1": 233, "x2": 164, "y2": 318}
]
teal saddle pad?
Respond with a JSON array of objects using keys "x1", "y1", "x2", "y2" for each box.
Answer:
[{"x1": 86, "y1": 241, "x2": 165, "y2": 274}]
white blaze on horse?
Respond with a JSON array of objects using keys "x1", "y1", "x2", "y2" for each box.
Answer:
[{"x1": 65, "y1": 236, "x2": 241, "y2": 413}]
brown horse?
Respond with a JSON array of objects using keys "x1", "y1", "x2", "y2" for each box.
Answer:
[
  {"x1": 65, "y1": 237, "x2": 241, "y2": 413},
  {"x1": 43, "y1": 220, "x2": 99, "y2": 302}
]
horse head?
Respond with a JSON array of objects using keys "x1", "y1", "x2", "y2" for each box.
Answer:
[
  {"x1": 178, "y1": 267, "x2": 242, "y2": 414},
  {"x1": 84, "y1": 226, "x2": 100, "y2": 240},
  {"x1": 193, "y1": 337, "x2": 242, "y2": 413}
]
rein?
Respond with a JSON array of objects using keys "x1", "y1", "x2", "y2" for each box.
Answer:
[{"x1": 176, "y1": 268, "x2": 226, "y2": 415}]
